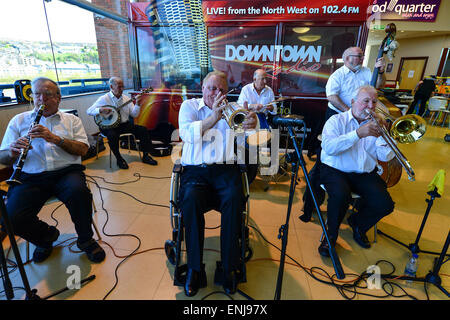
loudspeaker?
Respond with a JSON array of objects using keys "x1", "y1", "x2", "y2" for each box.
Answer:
[
  {"x1": 331, "y1": 33, "x2": 356, "y2": 59},
  {"x1": 14, "y1": 79, "x2": 32, "y2": 103}
]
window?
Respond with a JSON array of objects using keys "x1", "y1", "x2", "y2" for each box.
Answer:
[{"x1": 0, "y1": 0, "x2": 132, "y2": 104}]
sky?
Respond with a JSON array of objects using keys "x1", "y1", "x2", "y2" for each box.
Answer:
[{"x1": 0, "y1": 0, "x2": 97, "y2": 43}]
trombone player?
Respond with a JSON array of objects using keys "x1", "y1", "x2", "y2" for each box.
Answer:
[{"x1": 318, "y1": 85, "x2": 395, "y2": 257}]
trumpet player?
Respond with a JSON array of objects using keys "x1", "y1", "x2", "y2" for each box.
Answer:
[
  {"x1": 178, "y1": 71, "x2": 257, "y2": 297},
  {"x1": 318, "y1": 85, "x2": 395, "y2": 257},
  {"x1": 0, "y1": 77, "x2": 105, "y2": 264}
]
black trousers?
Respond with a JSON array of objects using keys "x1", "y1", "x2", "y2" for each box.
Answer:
[
  {"x1": 5, "y1": 164, "x2": 93, "y2": 247},
  {"x1": 101, "y1": 122, "x2": 153, "y2": 160},
  {"x1": 179, "y1": 164, "x2": 245, "y2": 273},
  {"x1": 320, "y1": 164, "x2": 395, "y2": 240}
]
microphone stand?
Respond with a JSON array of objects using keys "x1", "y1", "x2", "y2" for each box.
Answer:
[
  {"x1": 383, "y1": 230, "x2": 450, "y2": 298},
  {"x1": 377, "y1": 187, "x2": 449, "y2": 258},
  {"x1": 0, "y1": 195, "x2": 95, "y2": 300},
  {"x1": 274, "y1": 125, "x2": 345, "y2": 300}
]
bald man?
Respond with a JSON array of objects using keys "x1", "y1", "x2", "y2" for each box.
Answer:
[{"x1": 237, "y1": 69, "x2": 277, "y2": 116}]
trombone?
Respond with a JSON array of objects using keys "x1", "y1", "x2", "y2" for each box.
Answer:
[{"x1": 365, "y1": 106, "x2": 426, "y2": 181}]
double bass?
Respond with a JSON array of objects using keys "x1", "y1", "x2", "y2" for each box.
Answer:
[{"x1": 370, "y1": 23, "x2": 426, "y2": 187}]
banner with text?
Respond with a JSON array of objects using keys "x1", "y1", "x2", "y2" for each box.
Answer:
[
  {"x1": 368, "y1": 0, "x2": 441, "y2": 21},
  {"x1": 202, "y1": 0, "x2": 371, "y2": 23}
]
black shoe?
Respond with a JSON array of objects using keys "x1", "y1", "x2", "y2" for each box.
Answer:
[
  {"x1": 223, "y1": 270, "x2": 237, "y2": 295},
  {"x1": 299, "y1": 212, "x2": 312, "y2": 223},
  {"x1": 116, "y1": 158, "x2": 129, "y2": 169},
  {"x1": 184, "y1": 268, "x2": 207, "y2": 297},
  {"x1": 142, "y1": 154, "x2": 157, "y2": 166},
  {"x1": 32, "y1": 226, "x2": 60, "y2": 263},
  {"x1": 348, "y1": 216, "x2": 371, "y2": 249},
  {"x1": 77, "y1": 239, "x2": 106, "y2": 263},
  {"x1": 0, "y1": 230, "x2": 7, "y2": 243},
  {"x1": 318, "y1": 237, "x2": 335, "y2": 257}
]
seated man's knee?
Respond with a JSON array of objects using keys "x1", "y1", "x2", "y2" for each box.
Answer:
[
  {"x1": 328, "y1": 187, "x2": 352, "y2": 205},
  {"x1": 6, "y1": 209, "x2": 30, "y2": 235}
]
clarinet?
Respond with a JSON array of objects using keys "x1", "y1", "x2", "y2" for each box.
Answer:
[{"x1": 7, "y1": 105, "x2": 45, "y2": 186}]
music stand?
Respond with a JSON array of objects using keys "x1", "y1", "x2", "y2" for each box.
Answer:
[
  {"x1": 274, "y1": 125, "x2": 345, "y2": 300},
  {"x1": 0, "y1": 195, "x2": 95, "y2": 300}
]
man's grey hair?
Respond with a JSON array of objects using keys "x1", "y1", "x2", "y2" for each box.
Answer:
[
  {"x1": 109, "y1": 77, "x2": 122, "y2": 87},
  {"x1": 203, "y1": 70, "x2": 227, "y2": 84},
  {"x1": 31, "y1": 77, "x2": 61, "y2": 97},
  {"x1": 253, "y1": 69, "x2": 266, "y2": 80},
  {"x1": 355, "y1": 85, "x2": 377, "y2": 99},
  {"x1": 342, "y1": 47, "x2": 362, "y2": 60}
]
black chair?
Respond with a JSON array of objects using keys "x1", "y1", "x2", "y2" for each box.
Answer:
[{"x1": 164, "y1": 163, "x2": 253, "y2": 289}]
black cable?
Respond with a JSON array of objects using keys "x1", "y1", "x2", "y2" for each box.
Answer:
[
  {"x1": 85, "y1": 176, "x2": 142, "y2": 300},
  {"x1": 248, "y1": 223, "x2": 419, "y2": 300},
  {"x1": 87, "y1": 175, "x2": 170, "y2": 209}
]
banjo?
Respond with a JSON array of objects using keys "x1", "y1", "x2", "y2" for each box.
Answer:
[{"x1": 94, "y1": 87, "x2": 153, "y2": 130}]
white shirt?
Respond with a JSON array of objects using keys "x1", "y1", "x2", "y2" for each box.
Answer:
[
  {"x1": 179, "y1": 98, "x2": 246, "y2": 166},
  {"x1": 237, "y1": 83, "x2": 276, "y2": 115},
  {"x1": 0, "y1": 109, "x2": 89, "y2": 174},
  {"x1": 320, "y1": 109, "x2": 394, "y2": 173},
  {"x1": 87, "y1": 91, "x2": 140, "y2": 123},
  {"x1": 325, "y1": 65, "x2": 372, "y2": 113}
]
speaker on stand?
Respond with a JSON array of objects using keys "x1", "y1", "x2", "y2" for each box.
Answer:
[{"x1": 14, "y1": 79, "x2": 33, "y2": 103}]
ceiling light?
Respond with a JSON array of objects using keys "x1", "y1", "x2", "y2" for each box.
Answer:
[
  {"x1": 293, "y1": 27, "x2": 310, "y2": 34},
  {"x1": 298, "y1": 35, "x2": 321, "y2": 42}
]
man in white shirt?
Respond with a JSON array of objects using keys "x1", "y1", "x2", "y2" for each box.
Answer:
[
  {"x1": 237, "y1": 69, "x2": 276, "y2": 116},
  {"x1": 325, "y1": 47, "x2": 386, "y2": 121},
  {"x1": 87, "y1": 77, "x2": 157, "y2": 169},
  {"x1": 178, "y1": 71, "x2": 257, "y2": 297},
  {"x1": 0, "y1": 77, "x2": 105, "y2": 263},
  {"x1": 318, "y1": 85, "x2": 395, "y2": 257},
  {"x1": 300, "y1": 47, "x2": 386, "y2": 222}
]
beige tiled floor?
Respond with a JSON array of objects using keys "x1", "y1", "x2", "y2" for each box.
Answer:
[{"x1": 1, "y1": 125, "x2": 449, "y2": 300}]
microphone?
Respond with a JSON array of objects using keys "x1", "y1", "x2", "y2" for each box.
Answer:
[{"x1": 270, "y1": 115, "x2": 304, "y2": 127}]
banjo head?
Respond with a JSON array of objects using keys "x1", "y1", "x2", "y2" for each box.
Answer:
[{"x1": 94, "y1": 105, "x2": 121, "y2": 129}]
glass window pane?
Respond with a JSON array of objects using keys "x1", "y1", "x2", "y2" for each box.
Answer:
[
  {"x1": 0, "y1": 0, "x2": 54, "y2": 103},
  {"x1": 136, "y1": 25, "x2": 205, "y2": 91},
  {"x1": 279, "y1": 26, "x2": 359, "y2": 96},
  {"x1": 208, "y1": 26, "x2": 278, "y2": 98}
]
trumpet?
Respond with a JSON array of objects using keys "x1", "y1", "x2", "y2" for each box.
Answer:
[
  {"x1": 365, "y1": 108, "x2": 426, "y2": 181},
  {"x1": 7, "y1": 105, "x2": 45, "y2": 186},
  {"x1": 221, "y1": 101, "x2": 249, "y2": 132}
]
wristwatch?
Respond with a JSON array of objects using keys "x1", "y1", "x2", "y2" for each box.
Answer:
[{"x1": 58, "y1": 137, "x2": 65, "y2": 146}]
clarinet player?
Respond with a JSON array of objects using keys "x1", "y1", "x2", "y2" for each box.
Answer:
[{"x1": 0, "y1": 77, "x2": 105, "y2": 264}]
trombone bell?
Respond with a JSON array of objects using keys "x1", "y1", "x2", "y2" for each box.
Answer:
[{"x1": 390, "y1": 114, "x2": 427, "y2": 144}]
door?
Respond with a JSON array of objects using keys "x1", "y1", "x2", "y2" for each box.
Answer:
[{"x1": 397, "y1": 57, "x2": 428, "y2": 90}]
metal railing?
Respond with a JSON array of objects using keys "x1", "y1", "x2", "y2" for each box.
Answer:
[{"x1": 0, "y1": 78, "x2": 109, "y2": 104}]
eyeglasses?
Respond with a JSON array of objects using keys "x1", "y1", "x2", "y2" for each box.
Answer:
[
  {"x1": 205, "y1": 86, "x2": 226, "y2": 93},
  {"x1": 348, "y1": 54, "x2": 364, "y2": 59},
  {"x1": 31, "y1": 91, "x2": 57, "y2": 98}
]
